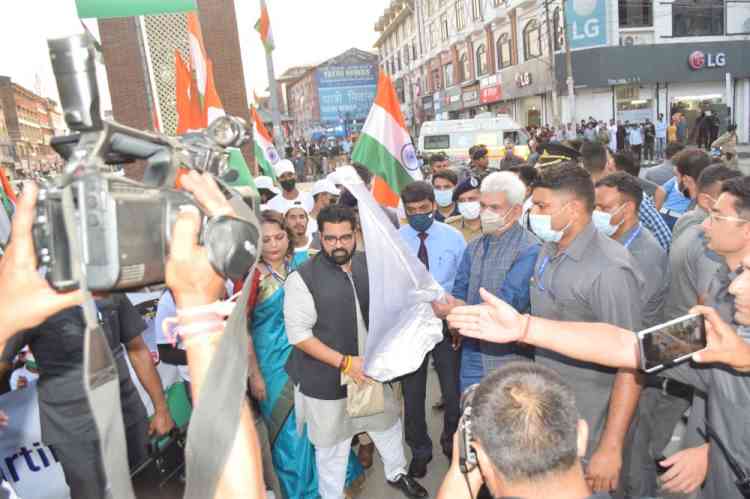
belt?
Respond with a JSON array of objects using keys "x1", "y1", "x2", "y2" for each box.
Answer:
[
  {"x1": 660, "y1": 208, "x2": 682, "y2": 218},
  {"x1": 645, "y1": 376, "x2": 693, "y2": 399}
]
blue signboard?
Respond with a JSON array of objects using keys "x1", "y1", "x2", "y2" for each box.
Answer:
[
  {"x1": 565, "y1": 0, "x2": 608, "y2": 50},
  {"x1": 317, "y1": 64, "x2": 377, "y2": 124}
]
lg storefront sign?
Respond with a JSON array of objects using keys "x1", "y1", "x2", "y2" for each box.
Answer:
[{"x1": 688, "y1": 51, "x2": 727, "y2": 70}]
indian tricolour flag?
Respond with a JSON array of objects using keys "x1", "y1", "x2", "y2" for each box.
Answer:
[
  {"x1": 251, "y1": 106, "x2": 280, "y2": 179},
  {"x1": 352, "y1": 71, "x2": 422, "y2": 208}
]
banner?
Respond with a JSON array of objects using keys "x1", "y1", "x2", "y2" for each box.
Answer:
[
  {"x1": 0, "y1": 384, "x2": 70, "y2": 499},
  {"x1": 76, "y1": 0, "x2": 196, "y2": 19},
  {"x1": 565, "y1": 0, "x2": 608, "y2": 50},
  {"x1": 317, "y1": 64, "x2": 378, "y2": 124}
]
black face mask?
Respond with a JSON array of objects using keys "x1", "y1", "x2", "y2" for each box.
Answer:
[
  {"x1": 339, "y1": 189, "x2": 358, "y2": 208},
  {"x1": 280, "y1": 179, "x2": 296, "y2": 192},
  {"x1": 323, "y1": 244, "x2": 356, "y2": 266}
]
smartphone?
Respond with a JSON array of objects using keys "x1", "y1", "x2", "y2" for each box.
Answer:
[{"x1": 638, "y1": 313, "x2": 707, "y2": 373}]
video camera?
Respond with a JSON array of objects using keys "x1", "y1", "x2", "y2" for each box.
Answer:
[{"x1": 33, "y1": 34, "x2": 260, "y2": 291}]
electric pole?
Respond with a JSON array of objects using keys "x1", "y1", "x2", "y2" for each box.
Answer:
[
  {"x1": 561, "y1": 0, "x2": 576, "y2": 124},
  {"x1": 544, "y1": 0, "x2": 559, "y2": 126}
]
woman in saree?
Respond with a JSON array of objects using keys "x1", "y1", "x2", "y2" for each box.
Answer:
[{"x1": 251, "y1": 211, "x2": 363, "y2": 499}]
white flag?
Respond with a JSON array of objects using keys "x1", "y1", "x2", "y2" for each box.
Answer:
[{"x1": 334, "y1": 166, "x2": 445, "y2": 381}]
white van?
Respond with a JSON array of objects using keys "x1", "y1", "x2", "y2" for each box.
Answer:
[{"x1": 418, "y1": 115, "x2": 530, "y2": 169}]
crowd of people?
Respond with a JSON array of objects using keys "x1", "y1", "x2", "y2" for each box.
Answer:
[{"x1": 1, "y1": 110, "x2": 749, "y2": 499}]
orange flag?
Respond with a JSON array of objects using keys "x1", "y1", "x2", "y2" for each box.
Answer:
[{"x1": 175, "y1": 50, "x2": 203, "y2": 133}]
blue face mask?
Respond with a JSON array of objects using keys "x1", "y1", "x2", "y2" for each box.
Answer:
[
  {"x1": 408, "y1": 212, "x2": 435, "y2": 233},
  {"x1": 592, "y1": 205, "x2": 624, "y2": 238},
  {"x1": 434, "y1": 189, "x2": 455, "y2": 208}
]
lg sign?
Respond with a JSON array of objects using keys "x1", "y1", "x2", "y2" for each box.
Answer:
[{"x1": 688, "y1": 51, "x2": 726, "y2": 70}]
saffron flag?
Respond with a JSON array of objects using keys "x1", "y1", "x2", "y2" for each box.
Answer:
[
  {"x1": 186, "y1": 12, "x2": 224, "y2": 126},
  {"x1": 255, "y1": 0, "x2": 275, "y2": 52},
  {"x1": 334, "y1": 165, "x2": 444, "y2": 381},
  {"x1": 351, "y1": 71, "x2": 422, "y2": 208},
  {"x1": 174, "y1": 51, "x2": 203, "y2": 134},
  {"x1": 251, "y1": 106, "x2": 280, "y2": 179}
]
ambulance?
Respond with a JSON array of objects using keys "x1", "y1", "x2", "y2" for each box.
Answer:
[{"x1": 418, "y1": 114, "x2": 531, "y2": 169}]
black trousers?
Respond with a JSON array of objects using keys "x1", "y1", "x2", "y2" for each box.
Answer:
[
  {"x1": 631, "y1": 144, "x2": 642, "y2": 162},
  {"x1": 53, "y1": 418, "x2": 149, "y2": 499},
  {"x1": 401, "y1": 332, "x2": 460, "y2": 460},
  {"x1": 644, "y1": 141, "x2": 654, "y2": 161}
]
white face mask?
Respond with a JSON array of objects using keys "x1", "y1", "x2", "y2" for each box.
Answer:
[
  {"x1": 434, "y1": 189, "x2": 455, "y2": 208},
  {"x1": 481, "y1": 207, "x2": 512, "y2": 235},
  {"x1": 529, "y1": 204, "x2": 571, "y2": 243},
  {"x1": 592, "y1": 205, "x2": 625, "y2": 237},
  {"x1": 458, "y1": 201, "x2": 481, "y2": 220}
]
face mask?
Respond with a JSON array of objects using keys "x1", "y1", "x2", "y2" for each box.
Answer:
[
  {"x1": 529, "y1": 207, "x2": 571, "y2": 243},
  {"x1": 407, "y1": 212, "x2": 434, "y2": 233},
  {"x1": 458, "y1": 201, "x2": 481, "y2": 220},
  {"x1": 280, "y1": 179, "x2": 296, "y2": 192},
  {"x1": 480, "y1": 208, "x2": 512, "y2": 235},
  {"x1": 592, "y1": 205, "x2": 624, "y2": 237},
  {"x1": 434, "y1": 189, "x2": 454, "y2": 207}
]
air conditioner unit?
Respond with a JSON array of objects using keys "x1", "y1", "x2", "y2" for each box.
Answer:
[
  {"x1": 619, "y1": 33, "x2": 654, "y2": 46},
  {"x1": 621, "y1": 35, "x2": 638, "y2": 46}
]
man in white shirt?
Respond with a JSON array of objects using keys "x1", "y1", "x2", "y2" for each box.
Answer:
[
  {"x1": 267, "y1": 159, "x2": 314, "y2": 214},
  {"x1": 655, "y1": 113, "x2": 668, "y2": 160},
  {"x1": 608, "y1": 119, "x2": 618, "y2": 152}
]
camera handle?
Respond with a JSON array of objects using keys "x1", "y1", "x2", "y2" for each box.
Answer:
[{"x1": 60, "y1": 183, "x2": 137, "y2": 499}]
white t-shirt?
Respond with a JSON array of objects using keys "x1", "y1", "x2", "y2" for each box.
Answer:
[
  {"x1": 10, "y1": 367, "x2": 39, "y2": 390},
  {"x1": 266, "y1": 191, "x2": 314, "y2": 214}
]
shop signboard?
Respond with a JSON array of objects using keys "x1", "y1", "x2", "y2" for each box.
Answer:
[
  {"x1": 480, "y1": 86, "x2": 503, "y2": 104},
  {"x1": 564, "y1": 0, "x2": 608, "y2": 50},
  {"x1": 462, "y1": 85, "x2": 481, "y2": 108},
  {"x1": 434, "y1": 91, "x2": 443, "y2": 113},
  {"x1": 317, "y1": 63, "x2": 378, "y2": 124},
  {"x1": 422, "y1": 95, "x2": 434, "y2": 112},
  {"x1": 443, "y1": 87, "x2": 463, "y2": 111}
]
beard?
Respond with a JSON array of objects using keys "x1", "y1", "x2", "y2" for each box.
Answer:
[{"x1": 324, "y1": 246, "x2": 355, "y2": 266}]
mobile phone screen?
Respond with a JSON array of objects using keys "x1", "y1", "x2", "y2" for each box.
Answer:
[{"x1": 640, "y1": 314, "x2": 707, "y2": 372}]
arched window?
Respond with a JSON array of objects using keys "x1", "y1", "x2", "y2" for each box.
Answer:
[
  {"x1": 496, "y1": 33, "x2": 512, "y2": 69},
  {"x1": 459, "y1": 53, "x2": 470, "y2": 81},
  {"x1": 552, "y1": 8, "x2": 563, "y2": 51},
  {"x1": 523, "y1": 19, "x2": 542, "y2": 60},
  {"x1": 476, "y1": 44, "x2": 487, "y2": 76}
]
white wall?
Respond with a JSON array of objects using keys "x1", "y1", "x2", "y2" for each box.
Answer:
[{"x1": 562, "y1": 87, "x2": 614, "y2": 124}]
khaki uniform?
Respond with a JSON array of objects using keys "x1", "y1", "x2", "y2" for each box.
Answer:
[{"x1": 446, "y1": 215, "x2": 482, "y2": 243}]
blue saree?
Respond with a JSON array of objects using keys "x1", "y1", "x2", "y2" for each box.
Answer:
[{"x1": 252, "y1": 256, "x2": 363, "y2": 499}]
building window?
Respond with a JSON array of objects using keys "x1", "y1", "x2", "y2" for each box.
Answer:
[
  {"x1": 553, "y1": 8, "x2": 563, "y2": 50},
  {"x1": 476, "y1": 44, "x2": 488, "y2": 76},
  {"x1": 441, "y1": 13, "x2": 449, "y2": 40},
  {"x1": 413, "y1": 42, "x2": 418, "y2": 60},
  {"x1": 672, "y1": 0, "x2": 723, "y2": 36},
  {"x1": 432, "y1": 68, "x2": 442, "y2": 91},
  {"x1": 456, "y1": 1, "x2": 466, "y2": 30},
  {"x1": 496, "y1": 33, "x2": 512, "y2": 68},
  {"x1": 471, "y1": 0, "x2": 483, "y2": 20},
  {"x1": 460, "y1": 53, "x2": 470, "y2": 81},
  {"x1": 444, "y1": 63, "x2": 455, "y2": 87},
  {"x1": 523, "y1": 19, "x2": 542, "y2": 60},
  {"x1": 619, "y1": 0, "x2": 653, "y2": 27}
]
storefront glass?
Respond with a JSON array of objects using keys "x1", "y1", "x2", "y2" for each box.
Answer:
[{"x1": 670, "y1": 94, "x2": 730, "y2": 140}]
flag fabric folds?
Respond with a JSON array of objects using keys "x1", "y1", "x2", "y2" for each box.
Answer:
[
  {"x1": 334, "y1": 166, "x2": 444, "y2": 381},
  {"x1": 251, "y1": 106, "x2": 280, "y2": 179},
  {"x1": 351, "y1": 71, "x2": 422, "y2": 208},
  {"x1": 255, "y1": 0, "x2": 275, "y2": 52},
  {"x1": 175, "y1": 51, "x2": 203, "y2": 134},
  {"x1": 185, "y1": 12, "x2": 224, "y2": 126}
]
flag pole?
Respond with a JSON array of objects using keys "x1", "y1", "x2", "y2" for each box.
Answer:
[{"x1": 261, "y1": 4, "x2": 286, "y2": 159}]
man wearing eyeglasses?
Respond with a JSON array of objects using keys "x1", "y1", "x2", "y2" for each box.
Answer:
[{"x1": 284, "y1": 205, "x2": 427, "y2": 499}]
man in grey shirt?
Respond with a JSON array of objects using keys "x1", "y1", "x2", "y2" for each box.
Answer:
[{"x1": 528, "y1": 163, "x2": 644, "y2": 494}]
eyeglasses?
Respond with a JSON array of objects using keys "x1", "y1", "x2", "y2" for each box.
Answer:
[{"x1": 322, "y1": 233, "x2": 355, "y2": 245}]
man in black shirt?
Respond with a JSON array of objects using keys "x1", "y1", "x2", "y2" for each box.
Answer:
[{"x1": 0, "y1": 294, "x2": 174, "y2": 498}]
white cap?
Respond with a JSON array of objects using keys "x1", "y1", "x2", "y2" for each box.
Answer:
[
  {"x1": 282, "y1": 202, "x2": 310, "y2": 216},
  {"x1": 273, "y1": 159, "x2": 295, "y2": 178},
  {"x1": 312, "y1": 179, "x2": 340, "y2": 197},
  {"x1": 255, "y1": 176, "x2": 279, "y2": 193},
  {"x1": 326, "y1": 172, "x2": 342, "y2": 186}
]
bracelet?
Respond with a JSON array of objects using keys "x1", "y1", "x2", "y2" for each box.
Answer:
[
  {"x1": 343, "y1": 355, "x2": 353, "y2": 374},
  {"x1": 339, "y1": 354, "x2": 348, "y2": 372},
  {"x1": 176, "y1": 292, "x2": 241, "y2": 320}
]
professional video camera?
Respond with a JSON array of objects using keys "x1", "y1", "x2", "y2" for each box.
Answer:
[{"x1": 33, "y1": 34, "x2": 260, "y2": 291}]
